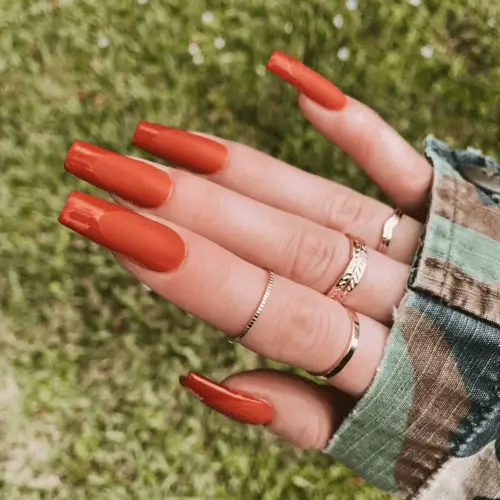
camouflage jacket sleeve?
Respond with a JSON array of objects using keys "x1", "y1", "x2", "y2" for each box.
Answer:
[{"x1": 324, "y1": 137, "x2": 500, "y2": 500}]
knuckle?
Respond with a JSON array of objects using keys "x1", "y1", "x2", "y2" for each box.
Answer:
[
  {"x1": 287, "y1": 226, "x2": 339, "y2": 288},
  {"x1": 276, "y1": 294, "x2": 332, "y2": 363},
  {"x1": 295, "y1": 414, "x2": 329, "y2": 449},
  {"x1": 322, "y1": 190, "x2": 365, "y2": 233},
  {"x1": 405, "y1": 173, "x2": 432, "y2": 203},
  {"x1": 357, "y1": 131, "x2": 379, "y2": 162},
  {"x1": 180, "y1": 177, "x2": 223, "y2": 226}
]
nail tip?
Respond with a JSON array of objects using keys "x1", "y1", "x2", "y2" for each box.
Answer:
[
  {"x1": 266, "y1": 50, "x2": 286, "y2": 71},
  {"x1": 58, "y1": 191, "x2": 80, "y2": 227},
  {"x1": 179, "y1": 372, "x2": 195, "y2": 386},
  {"x1": 65, "y1": 140, "x2": 102, "y2": 174},
  {"x1": 133, "y1": 120, "x2": 160, "y2": 148},
  {"x1": 179, "y1": 372, "x2": 275, "y2": 426},
  {"x1": 64, "y1": 141, "x2": 81, "y2": 172},
  {"x1": 58, "y1": 191, "x2": 98, "y2": 225}
]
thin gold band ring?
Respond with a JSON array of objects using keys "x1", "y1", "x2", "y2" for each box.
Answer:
[
  {"x1": 308, "y1": 307, "x2": 360, "y2": 380},
  {"x1": 229, "y1": 269, "x2": 275, "y2": 344}
]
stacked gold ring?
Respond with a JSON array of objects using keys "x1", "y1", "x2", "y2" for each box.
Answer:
[
  {"x1": 308, "y1": 307, "x2": 360, "y2": 380},
  {"x1": 325, "y1": 235, "x2": 368, "y2": 302}
]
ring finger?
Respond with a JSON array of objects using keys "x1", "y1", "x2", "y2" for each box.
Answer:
[
  {"x1": 58, "y1": 191, "x2": 388, "y2": 397},
  {"x1": 64, "y1": 143, "x2": 410, "y2": 324}
]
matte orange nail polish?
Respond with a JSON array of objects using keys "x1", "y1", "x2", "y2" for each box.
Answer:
[
  {"x1": 133, "y1": 121, "x2": 228, "y2": 174},
  {"x1": 180, "y1": 372, "x2": 274, "y2": 425},
  {"x1": 65, "y1": 141, "x2": 172, "y2": 209},
  {"x1": 267, "y1": 51, "x2": 347, "y2": 110},
  {"x1": 58, "y1": 192, "x2": 186, "y2": 272}
]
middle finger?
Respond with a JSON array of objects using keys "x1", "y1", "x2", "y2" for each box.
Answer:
[{"x1": 64, "y1": 142, "x2": 410, "y2": 324}]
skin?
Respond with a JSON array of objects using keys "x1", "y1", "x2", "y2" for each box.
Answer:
[{"x1": 62, "y1": 78, "x2": 434, "y2": 451}]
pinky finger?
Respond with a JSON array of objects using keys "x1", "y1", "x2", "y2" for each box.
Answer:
[{"x1": 180, "y1": 369, "x2": 354, "y2": 450}]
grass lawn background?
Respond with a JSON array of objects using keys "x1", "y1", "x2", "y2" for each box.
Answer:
[{"x1": 1, "y1": 0, "x2": 500, "y2": 498}]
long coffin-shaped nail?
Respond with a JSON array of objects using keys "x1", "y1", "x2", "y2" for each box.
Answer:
[
  {"x1": 180, "y1": 372, "x2": 274, "y2": 425},
  {"x1": 58, "y1": 192, "x2": 186, "y2": 272},
  {"x1": 266, "y1": 51, "x2": 347, "y2": 111},
  {"x1": 65, "y1": 141, "x2": 172, "y2": 209},
  {"x1": 133, "y1": 121, "x2": 228, "y2": 174}
]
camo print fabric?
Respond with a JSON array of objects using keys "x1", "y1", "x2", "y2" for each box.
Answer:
[{"x1": 324, "y1": 137, "x2": 500, "y2": 500}]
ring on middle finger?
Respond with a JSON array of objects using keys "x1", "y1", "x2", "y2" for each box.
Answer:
[{"x1": 325, "y1": 234, "x2": 367, "y2": 302}]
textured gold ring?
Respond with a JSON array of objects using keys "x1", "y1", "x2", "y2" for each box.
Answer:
[
  {"x1": 308, "y1": 307, "x2": 360, "y2": 380},
  {"x1": 377, "y1": 208, "x2": 403, "y2": 254},
  {"x1": 229, "y1": 269, "x2": 275, "y2": 344},
  {"x1": 325, "y1": 235, "x2": 367, "y2": 302}
]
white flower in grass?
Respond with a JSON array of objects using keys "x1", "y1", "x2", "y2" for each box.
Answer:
[
  {"x1": 214, "y1": 37, "x2": 226, "y2": 49},
  {"x1": 420, "y1": 45, "x2": 434, "y2": 58},
  {"x1": 137, "y1": 0, "x2": 148, "y2": 4},
  {"x1": 284, "y1": 22, "x2": 293, "y2": 34},
  {"x1": 409, "y1": 0, "x2": 421, "y2": 6},
  {"x1": 333, "y1": 15, "x2": 344, "y2": 28},
  {"x1": 337, "y1": 47, "x2": 350, "y2": 61},
  {"x1": 202, "y1": 11, "x2": 214, "y2": 25},
  {"x1": 346, "y1": 0, "x2": 357, "y2": 11},
  {"x1": 188, "y1": 42, "x2": 200, "y2": 56},
  {"x1": 97, "y1": 37, "x2": 109, "y2": 48},
  {"x1": 488, "y1": 18, "x2": 496, "y2": 28}
]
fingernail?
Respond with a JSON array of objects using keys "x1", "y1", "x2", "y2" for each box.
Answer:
[
  {"x1": 180, "y1": 372, "x2": 274, "y2": 425},
  {"x1": 133, "y1": 122, "x2": 228, "y2": 175},
  {"x1": 58, "y1": 192, "x2": 186, "y2": 272},
  {"x1": 65, "y1": 141, "x2": 172, "y2": 209},
  {"x1": 266, "y1": 51, "x2": 347, "y2": 111}
]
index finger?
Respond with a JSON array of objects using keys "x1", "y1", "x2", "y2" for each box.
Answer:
[{"x1": 267, "y1": 51, "x2": 433, "y2": 218}]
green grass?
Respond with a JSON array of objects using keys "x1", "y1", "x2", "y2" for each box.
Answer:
[{"x1": 1, "y1": 0, "x2": 500, "y2": 498}]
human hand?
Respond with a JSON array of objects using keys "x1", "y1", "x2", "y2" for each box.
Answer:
[{"x1": 58, "y1": 51, "x2": 433, "y2": 450}]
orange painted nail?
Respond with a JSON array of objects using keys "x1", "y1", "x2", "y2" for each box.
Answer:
[
  {"x1": 65, "y1": 141, "x2": 172, "y2": 209},
  {"x1": 58, "y1": 192, "x2": 186, "y2": 272},
  {"x1": 267, "y1": 51, "x2": 347, "y2": 110},
  {"x1": 133, "y1": 121, "x2": 228, "y2": 175},
  {"x1": 180, "y1": 372, "x2": 274, "y2": 425}
]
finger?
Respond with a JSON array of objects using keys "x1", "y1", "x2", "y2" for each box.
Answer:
[
  {"x1": 58, "y1": 192, "x2": 388, "y2": 397},
  {"x1": 131, "y1": 123, "x2": 421, "y2": 265},
  {"x1": 180, "y1": 370, "x2": 354, "y2": 450},
  {"x1": 298, "y1": 94, "x2": 432, "y2": 218},
  {"x1": 266, "y1": 51, "x2": 433, "y2": 219},
  {"x1": 64, "y1": 143, "x2": 409, "y2": 323}
]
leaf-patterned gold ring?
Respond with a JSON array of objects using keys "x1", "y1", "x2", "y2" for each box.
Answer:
[{"x1": 325, "y1": 235, "x2": 367, "y2": 302}]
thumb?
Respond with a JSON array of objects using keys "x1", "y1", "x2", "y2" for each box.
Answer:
[{"x1": 180, "y1": 369, "x2": 354, "y2": 450}]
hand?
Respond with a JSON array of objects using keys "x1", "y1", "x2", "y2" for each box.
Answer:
[{"x1": 59, "y1": 51, "x2": 433, "y2": 450}]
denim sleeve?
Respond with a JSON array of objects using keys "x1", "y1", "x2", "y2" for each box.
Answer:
[{"x1": 324, "y1": 137, "x2": 500, "y2": 500}]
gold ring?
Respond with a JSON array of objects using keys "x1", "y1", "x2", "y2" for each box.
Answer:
[
  {"x1": 308, "y1": 307, "x2": 360, "y2": 380},
  {"x1": 325, "y1": 235, "x2": 367, "y2": 302},
  {"x1": 377, "y1": 208, "x2": 403, "y2": 254},
  {"x1": 229, "y1": 269, "x2": 275, "y2": 344}
]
